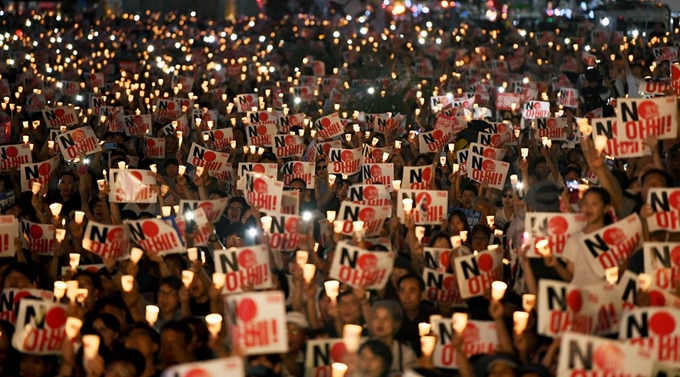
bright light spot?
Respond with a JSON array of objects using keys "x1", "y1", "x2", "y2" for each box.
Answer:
[
  {"x1": 418, "y1": 38, "x2": 425, "y2": 44},
  {"x1": 259, "y1": 35, "x2": 265, "y2": 42},
  {"x1": 422, "y1": 6, "x2": 429, "y2": 13},
  {"x1": 600, "y1": 17, "x2": 609, "y2": 26},
  {"x1": 584, "y1": 45, "x2": 591, "y2": 52},
  {"x1": 175, "y1": 42, "x2": 181, "y2": 48},
  {"x1": 420, "y1": 30, "x2": 427, "y2": 37},
  {"x1": 360, "y1": 27, "x2": 368, "y2": 35},
  {"x1": 303, "y1": 212, "x2": 312, "y2": 221},
  {"x1": 185, "y1": 55, "x2": 191, "y2": 62},
  {"x1": 25, "y1": 20, "x2": 31, "y2": 27},
  {"x1": 426, "y1": 21, "x2": 432, "y2": 28},
  {"x1": 76, "y1": 95, "x2": 83, "y2": 101},
  {"x1": 248, "y1": 228, "x2": 257, "y2": 237},
  {"x1": 333, "y1": 31, "x2": 340, "y2": 38},
  {"x1": 56, "y1": 82, "x2": 63, "y2": 88},
  {"x1": 147, "y1": 45, "x2": 154, "y2": 52},
  {"x1": 230, "y1": 34, "x2": 237, "y2": 41},
  {"x1": 185, "y1": 211, "x2": 194, "y2": 220},
  {"x1": 436, "y1": 38, "x2": 441, "y2": 44},
  {"x1": 134, "y1": 15, "x2": 140, "y2": 21},
  {"x1": 157, "y1": 61, "x2": 164, "y2": 68},
  {"x1": 347, "y1": 39, "x2": 352, "y2": 45},
  {"x1": 390, "y1": 24, "x2": 396, "y2": 30},
  {"x1": 269, "y1": 66, "x2": 275, "y2": 72},
  {"x1": 498, "y1": 87, "x2": 505, "y2": 93},
  {"x1": 190, "y1": 11, "x2": 196, "y2": 17},
  {"x1": 215, "y1": 64, "x2": 222, "y2": 71},
  {"x1": 368, "y1": 87, "x2": 375, "y2": 94},
  {"x1": 294, "y1": 97, "x2": 301, "y2": 104},
  {"x1": 523, "y1": 77, "x2": 529, "y2": 84},
  {"x1": 519, "y1": 29, "x2": 526, "y2": 37},
  {"x1": 346, "y1": 15, "x2": 352, "y2": 21}
]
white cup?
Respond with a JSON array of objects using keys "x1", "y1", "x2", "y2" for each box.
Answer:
[
  {"x1": 205, "y1": 313, "x2": 223, "y2": 335},
  {"x1": 452, "y1": 312, "x2": 468, "y2": 333},
  {"x1": 187, "y1": 247, "x2": 198, "y2": 262},
  {"x1": 296, "y1": 250, "x2": 308, "y2": 267},
  {"x1": 212, "y1": 272, "x2": 226, "y2": 289},
  {"x1": 82, "y1": 335, "x2": 100, "y2": 360},
  {"x1": 522, "y1": 294, "x2": 536, "y2": 312},
  {"x1": 261, "y1": 216, "x2": 272, "y2": 234},
  {"x1": 513, "y1": 311, "x2": 529, "y2": 333},
  {"x1": 130, "y1": 248, "x2": 144, "y2": 264},
  {"x1": 324, "y1": 280, "x2": 340, "y2": 302},
  {"x1": 66, "y1": 280, "x2": 79, "y2": 302},
  {"x1": 331, "y1": 363, "x2": 348, "y2": 377},
  {"x1": 49, "y1": 203, "x2": 62, "y2": 217},
  {"x1": 74, "y1": 211, "x2": 85, "y2": 224},
  {"x1": 343, "y1": 324, "x2": 363, "y2": 353},
  {"x1": 32, "y1": 182, "x2": 41, "y2": 194},
  {"x1": 54, "y1": 281, "x2": 67, "y2": 300},
  {"x1": 65, "y1": 317, "x2": 83, "y2": 339},
  {"x1": 421, "y1": 336, "x2": 436, "y2": 357},
  {"x1": 145, "y1": 305, "x2": 159, "y2": 325},
  {"x1": 178, "y1": 165, "x2": 186, "y2": 176},
  {"x1": 121, "y1": 275, "x2": 135, "y2": 292},
  {"x1": 418, "y1": 322, "x2": 431, "y2": 336},
  {"x1": 392, "y1": 180, "x2": 401, "y2": 191},
  {"x1": 303, "y1": 264, "x2": 316, "y2": 283},
  {"x1": 69, "y1": 253, "x2": 80, "y2": 270},
  {"x1": 181, "y1": 270, "x2": 194, "y2": 287},
  {"x1": 326, "y1": 211, "x2": 336, "y2": 223},
  {"x1": 491, "y1": 281, "x2": 507, "y2": 301}
]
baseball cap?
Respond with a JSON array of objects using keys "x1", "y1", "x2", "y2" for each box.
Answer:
[{"x1": 286, "y1": 311, "x2": 310, "y2": 330}]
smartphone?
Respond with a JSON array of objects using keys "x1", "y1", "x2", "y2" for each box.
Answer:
[
  {"x1": 104, "y1": 142, "x2": 118, "y2": 151},
  {"x1": 566, "y1": 180, "x2": 580, "y2": 192}
]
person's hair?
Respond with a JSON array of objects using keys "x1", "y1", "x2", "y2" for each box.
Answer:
[
  {"x1": 228, "y1": 196, "x2": 250, "y2": 211},
  {"x1": 371, "y1": 300, "x2": 404, "y2": 332},
  {"x1": 470, "y1": 224, "x2": 493, "y2": 240},
  {"x1": 159, "y1": 275, "x2": 183, "y2": 291},
  {"x1": 460, "y1": 184, "x2": 477, "y2": 196},
  {"x1": 163, "y1": 254, "x2": 188, "y2": 271},
  {"x1": 337, "y1": 289, "x2": 356, "y2": 303},
  {"x1": 472, "y1": 196, "x2": 490, "y2": 207},
  {"x1": 448, "y1": 210, "x2": 471, "y2": 232},
  {"x1": 413, "y1": 154, "x2": 433, "y2": 166},
  {"x1": 93, "y1": 312, "x2": 122, "y2": 334},
  {"x1": 165, "y1": 159, "x2": 179, "y2": 168},
  {"x1": 4, "y1": 263, "x2": 37, "y2": 284},
  {"x1": 428, "y1": 231, "x2": 452, "y2": 248},
  {"x1": 641, "y1": 168, "x2": 673, "y2": 187},
  {"x1": 160, "y1": 321, "x2": 193, "y2": 345},
  {"x1": 272, "y1": 269, "x2": 290, "y2": 299},
  {"x1": 397, "y1": 273, "x2": 425, "y2": 292},
  {"x1": 74, "y1": 270, "x2": 102, "y2": 292},
  {"x1": 532, "y1": 157, "x2": 547, "y2": 168},
  {"x1": 59, "y1": 171, "x2": 77, "y2": 182},
  {"x1": 289, "y1": 178, "x2": 307, "y2": 188},
  {"x1": 182, "y1": 317, "x2": 210, "y2": 346},
  {"x1": 562, "y1": 166, "x2": 582, "y2": 179},
  {"x1": 124, "y1": 322, "x2": 160, "y2": 345},
  {"x1": 369, "y1": 244, "x2": 390, "y2": 251},
  {"x1": 358, "y1": 340, "x2": 393, "y2": 377},
  {"x1": 96, "y1": 295, "x2": 129, "y2": 316},
  {"x1": 208, "y1": 189, "x2": 228, "y2": 198},
  {"x1": 582, "y1": 187, "x2": 613, "y2": 225},
  {"x1": 109, "y1": 348, "x2": 147, "y2": 377}
]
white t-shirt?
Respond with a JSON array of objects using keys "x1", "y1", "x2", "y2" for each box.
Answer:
[
  {"x1": 389, "y1": 340, "x2": 417, "y2": 376},
  {"x1": 561, "y1": 231, "x2": 606, "y2": 286}
]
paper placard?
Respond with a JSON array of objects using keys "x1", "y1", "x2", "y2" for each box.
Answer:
[
  {"x1": 535, "y1": 117, "x2": 568, "y2": 140},
  {"x1": 124, "y1": 114, "x2": 152, "y2": 136},
  {"x1": 328, "y1": 241, "x2": 395, "y2": 290},
  {"x1": 234, "y1": 94, "x2": 259, "y2": 113},
  {"x1": 647, "y1": 188, "x2": 680, "y2": 233},
  {"x1": 592, "y1": 117, "x2": 648, "y2": 158},
  {"x1": 315, "y1": 113, "x2": 344, "y2": 140},
  {"x1": 0, "y1": 144, "x2": 32, "y2": 171},
  {"x1": 245, "y1": 124, "x2": 276, "y2": 147},
  {"x1": 187, "y1": 143, "x2": 230, "y2": 172},
  {"x1": 432, "y1": 319, "x2": 497, "y2": 369},
  {"x1": 127, "y1": 218, "x2": 184, "y2": 255},
  {"x1": 203, "y1": 128, "x2": 233, "y2": 151},
  {"x1": 109, "y1": 169, "x2": 157, "y2": 203},
  {"x1": 402, "y1": 165, "x2": 435, "y2": 190},
  {"x1": 453, "y1": 249, "x2": 503, "y2": 299},
  {"x1": 281, "y1": 161, "x2": 314, "y2": 188},
  {"x1": 177, "y1": 198, "x2": 229, "y2": 223},
  {"x1": 144, "y1": 137, "x2": 166, "y2": 159},
  {"x1": 465, "y1": 151, "x2": 510, "y2": 190},
  {"x1": 57, "y1": 126, "x2": 101, "y2": 160},
  {"x1": 20, "y1": 220, "x2": 54, "y2": 255},
  {"x1": 581, "y1": 214, "x2": 643, "y2": 277},
  {"x1": 244, "y1": 172, "x2": 284, "y2": 213},
  {"x1": 12, "y1": 298, "x2": 68, "y2": 355},
  {"x1": 328, "y1": 147, "x2": 362, "y2": 176},
  {"x1": 0, "y1": 289, "x2": 53, "y2": 324},
  {"x1": 225, "y1": 291, "x2": 288, "y2": 355},
  {"x1": 418, "y1": 125, "x2": 452, "y2": 153},
  {"x1": 616, "y1": 97, "x2": 678, "y2": 142},
  {"x1": 0, "y1": 215, "x2": 18, "y2": 258},
  {"x1": 215, "y1": 245, "x2": 272, "y2": 293},
  {"x1": 267, "y1": 214, "x2": 302, "y2": 252},
  {"x1": 469, "y1": 142, "x2": 507, "y2": 161},
  {"x1": 82, "y1": 221, "x2": 130, "y2": 259},
  {"x1": 524, "y1": 213, "x2": 587, "y2": 258},
  {"x1": 396, "y1": 190, "x2": 448, "y2": 225},
  {"x1": 160, "y1": 356, "x2": 245, "y2": 377},
  {"x1": 522, "y1": 101, "x2": 551, "y2": 119},
  {"x1": 336, "y1": 202, "x2": 391, "y2": 238},
  {"x1": 238, "y1": 163, "x2": 278, "y2": 179},
  {"x1": 361, "y1": 163, "x2": 393, "y2": 186},
  {"x1": 348, "y1": 183, "x2": 391, "y2": 206},
  {"x1": 42, "y1": 106, "x2": 78, "y2": 129},
  {"x1": 423, "y1": 268, "x2": 465, "y2": 306},
  {"x1": 273, "y1": 134, "x2": 305, "y2": 158},
  {"x1": 642, "y1": 242, "x2": 680, "y2": 292}
]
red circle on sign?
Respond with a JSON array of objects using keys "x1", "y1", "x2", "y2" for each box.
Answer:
[
  {"x1": 638, "y1": 101, "x2": 659, "y2": 119},
  {"x1": 6, "y1": 146, "x2": 17, "y2": 158},
  {"x1": 330, "y1": 343, "x2": 346, "y2": 362},
  {"x1": 39, "y1": 162, "x2": 51, "y2": 175},
  {"x1": 363, "y1": 186, "x2": 379, "y2": 201},
  {"x1": 359, "y1": 208, "x2": 376, "y2": 222},
  {"x1": 490, "y1": 134, "x2": 501, "y2": 145},
  {"x1": 107, "y1": 227, "x2": 125, "y2": 242},
  {"x1": 204, "y1": 152, "x2": 216, "y2": 162},
  {"x1": 671, "y1": 246, "x2": 680, "y2": 266},
  {"x1": 440, "y1": 252, "x2": 450, "y2": 270},
  {"x1": 547, "y1": 118, "x2": 558, "y2": 128},
  {"x1": 146, "y1": 139, "x2": 155, "y2": 147},
  {"x1": 285, "y1": 218, "x2": 299, "y2": 234},
  {"x1": 482, "y1": 160, "x2": 495, "y2": 172},
  {"x1": 167, "y1": 102, "x2": 175, "y2": 110},
  {"x1": 358, "y1": 254, "x2": 378, "y2": 270},
  {"x1": 593, "y1": 343, "x2": 625, "y2": 371},
  {"x1": 72, "y1": 130, "x2": 86, "y2": 142},
  {"x1": 649, "y1": 290, "x2": 666, "y2": 306},
  {"x1": 46, "y1": 306, "x2": 67, "y2": 328},
  {"x1": 650, "y1": 311, "x2": 676, "y2": 336},
  {"x1": 301, "y1": 87, "x2": 309, "y2": 94},
  {"x1": 246, "y1": 95, "x2": 253, "y2": 102},
  {"x1": 259, "y1": 113, "x2": 268, "y2": 122},
  {"x1": 293, "y1": 162, "x2": 305, "y2": 174},
  {"x1": 416, "y1": 192, "x2": 432, "y2": 208},
  {"x1": 252, "y1": 164, "x2": 265, "y2": 174},
  {"x1": 29, "y1": 225, "x2": 43, "y2": 239},
  {"x1": 143, "y1": 221, "x2": 159, "y2": 237},
  {"x1": 422, "y1": 167, "x2": 432, "y2": 181},
  {"x1": 285, "y1": 135, "x2": 296, "y2": 146},
  {"x1": 13, "y1": 291, "x2": 31, "y2": 306},
  {"x1": 55, "y1": 108, "x2": 65, "y2": 117},
  {"x1": 341, "y1": 150, "x2": 353, "y2": 161},
  {"x1": 443, "y1": 276, "x2": 457, "y2": 291},
  {"x1": 370, "y1": 166, "x2": 382, "y2": 176},
  {"x1": 533, "y1": 102, "x2": 541, "y2": 110},
  {"x1": 254, "y1": 178, "x2": 268, "y2": 194},
  {"x1": 432, "y1": 129, "x2": 443, "y2": 140},
  {"x1": 238, "y1": 249, "x2": 257, "y2": 269},
  {"x1": 567, "y1": 290, "x2": 582, "y2": 312},
  {"x1": 131, "y1": 171, "x2": 143, "y2": 181},
  {"x1": 482, "y1": 149, "x2": 496, "y2": 159},
  {"x1": 237, "y1": 298, "x2": 258, "y2": 322},
  {"x1": 184, "y1": 369, "x2": 210, "y2": 377},
  {"x1": 548, "y1": 216, "x2": 569, "y2": 236},
  {"x1": 321, "y1": 118, "x2": 331, "y2": 127},
  {"x1": 669, "y1": 191, "x2": 680, "y2": 210},
  {"x1": 214, "y1": 130, "x2": 224, "y2": 139},
  {"x1": 478, "y1": 253, "x2": 493, "y2": 272},
  {"x1": 257, "y1": 125, "x2": 268, "y2": 136},
  {"x1": 603, "y1": 228, "x2": 625, "y2": 246}
]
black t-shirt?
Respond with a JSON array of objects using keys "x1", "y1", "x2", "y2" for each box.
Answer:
[
  {"x1": 189, "y1": 298, "x2": 211, "y2": 317},
  {"x1": 45, "y1": 190, "x2": 82, "y2": 217},
  {"x1": 395, "y1": 302, "x2": 437, "y2": 357}
]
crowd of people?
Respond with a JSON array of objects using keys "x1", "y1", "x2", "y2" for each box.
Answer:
[{"x1": 0, "y1": 2, "x2": 679, "y2": 377}]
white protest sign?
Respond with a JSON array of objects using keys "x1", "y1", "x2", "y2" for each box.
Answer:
[
  {"x1": 423, "y1": 268, "x2": 465, "y2": 306},
  {"x1": 124, "y1": 114, "x2": 152, "y2": 136},
  {"x1": 20, "y1": 156, "x2": 59, "y2": 192},
  {"x1": 432, "y1": 319, "x2": 497, "y2": 369},
  {"x1": 402, "y1": 165, "x2": 435, "y2": 190},
  {"x1": 522, "y1": 101, "x2": 551, "y2": 119},
  {"x1": 592, "y1": 117, "x2": 649, "y2": 158},
  {"x1": 234, "y1": 93, "x2": 259, "y2": 113},
  {"x1": 619, "y1": 307, "x2": 680, "y2": 366},
  {"x1": 336, "y1": 202, "x2": 391, "y2": 237},
  {"x1": 12, "y1": 298, "x2": 68, "y2": 355},
  {"x1": 616, "y1": 97, "x2": 678, "y2": 142},
  {"x1": 267, "y1": 214, "x2": 302, "y2": 252},
  {"x1": 0, "y1": 144, "x2": 32, "y2": 171},
  {"x1": 127, "y1": 218, "x2": 184, "y2": 255},
  {"x1": 42, "y1": 106, "x2": 78, "y2": 129},
  {"x1": 245, "y1": 123, "x2": 276, "y2": 147},
  {"x1": 203, "y1": 128, "x2": 233, "y2": 151},
  {"x1": 160, "y1": 357, "x2": 245, "y2": 377},
  {"x1": 469, "y1": 142, "x2": 507, "y2": 161},
  {"x1": 215, "y1": 245, "x2": 272, "y2": 293},
  {"x1": 82, "y1": 221, "x2": 130, "y2": 259},
  {"x1": 328, "y1": 147, "x2": 362, "y2": 176},
  {"x1": 453, "y1": 249, "x2": 503, "y2": 299},
  {"x1": 226, "y1": 291, "x2": 288, "y2": 355},
  {"x1": 647, "y1": 188, "x2": 680, "y2": 233},
  {"x1": 418, "y1": 125, "x2": 452, "y2": 153},
  {"x1": 524, "y1": 213, "x2": 587, "y2": 258},
  {"x1": 187, "y1": 143, "x2": 230, "y2": 172},
  {"x1": 109, "y1": 169, "x2": 157, "y2": 203},
  {"x1": 281, "y1": 161, "x2": 314, "y2": 188},
  {"x1": 57, "y1": 126, "x2": 101, "y2": 160},
  {"x1": 144, "y1": 137, "x2": 166, "y2": 159},
  {"x1": 328, "y1": 241, "x2": 395, "y2": 290},
  {"x1": 20, "y1": 220, "x2": 54, "y2": 256},
  {"x1": 465, "y1": 151, "x2": 510, "y2": 190},
  {"x1": 535, "y1": 117, "x2": 568, "y2": 140},
  {"x1": 396, "y1": 190, "x2": 448, "y2": 225},
  {"x1": 244, "y1": 172, "x2": 284, "y2": 214},
  {"x1": 177, "y1": 198, "x2": 229, "y2": 223},
  {"x1": 315, "y1": 113, "x2": 344, "y2": 140},
  {"x1": 361, "y1": 163, "x2": 393, "y2": 186},
  {"x1": 642, "y1": 242, "x2": 680, "y2": 292},
  {"x1": 0, "y1": 289, "x2": 53, "y2": 324},
  {"x1": 581, "y1": 214, "x2": 643, "y2": 277},
  {"x1": 273, "y1": 134, "x2": 305, "y2": 158},
  {"x1": 347, "y1": 184, "x2": 391, "y2": 206},
  {"x1": 0, "y1": 216, "x2": 18, "y2": 258}
]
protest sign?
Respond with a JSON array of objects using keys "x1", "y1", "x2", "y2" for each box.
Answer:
[
  {"x1": 418, "y1": 125, "x2": 452, "y2": 153},
  {"x1": 161, "y1": 357, "x2": 244, "y2": 377},
  {"x1": 57, "y1": 126, "x2": 101, "y2": 160},
  {"x1": 20, "y1": 221, "x2": 54, "y2": 256},
  {"x1": 362, "y1": 145, "x2": 393, "y2": 164},
  {"x1": 453, "y1": 249, "x2": 503, "y2": 299},
  {"x1": 281, "y1": 161, "x2": 314, "y2": 188},
  {"x1": 424, "y1": 248, "x2": 452, "y2": 273},
  {"x1": 124, "y1": 114, "x2": 152, "y2": 136},
  {"x1": 328, "y1": 241, "x2": 395, "y2": 290},
  {"x1": 238, "y1": 162, "x2": 278, "y2": 179},
  {"x1": 244, "y1": 172, "x2": 284, "y2": 213},
  {"x1": 154, "y1": 98, "x2": 183, "y2": 124},
  {"x1": 82, "y1": 221, "x2": 130, "y2": 259},
  {"x1": 522, "y1": 101, "x2": 550, "y2": 119},
  {"x1": 305, "y1": 338, "x2": 354, "y2": 377},
  {"x1": 42, "y1": 106, "x2": 78, "y2": 129},
  {"x1": 235, "y1": 94, "x2": 259, "y2": 113},
  {"x1": 537, "y1": 280, "x2": 623, "y2": 337},
  {"x1": 127, "y1": 218, "x2": 184, "y2": 255},
  {"x1": 620, "y1": 307, "x2": 680, "y2": 366},
  {"x1": 581, "y1": 214, "x2": 643, "y2": 277},
  {"x1": 535, "y1": 117, "x2": 568, "y2": 140},
  {"x1": 432, "y1": 319, "x2": 497, "y2": 369},
  {"x1": 315, "y1": 113, "x2": 344, "y2": 140},
  {"x1": 476, "y1": 132, "x2": 508, "y2": 149},
  {"x1": 187, "y1": 143, "x2": 230, "y2": 172},
  {"x1": 558, "y1": 88, "x2": 579, "y2": 108},
  {"x1": 642, "y1": 242, "x2": 680, "y2": 292},
  {"x1": 19, "y1": 156, "x2": 59, "y2": 192},
  {"x1": 361, "y1": 163, "x2": 393, "y2": 186},
  {"x1": 0, "y1": 144, "x2": 32, "y2": 172},
  {"x1": 267, "y1": 214, "x2": 302, "y2": 252},
  {"x1": 109, "y1": 169, "x2": 157, "y2": 203},
  {"x1": 247, "y1": 111, "x2": 279, "y2": 126},
  {"x1": 273, "y1": 134, "x2": 305, "y2": 158},
  {"x1": 348, "y1": 184, "x2": 391, "y2": 206},
  {"x1": 328, "y1": 147, "x2": 361, "y2": 176},
  {"x1": 215, "y1": 245, "x2": 272, "y2": 293},
  {"x1": 616, "y1": 97, "x2": 678, "y2": 142},
  {"x1": 226, "y1": 291, "x2": 287, "y2": 354},
  {"x1": 469, "y1": 142, "x2": 506, "y2": 161},
  {"x1": 396, "y1": 190, "x2": 448, "y2": 225},
  {"x1": 592, "y1": 117, "x2": 649, "y2": 158},
  {"x1": 177, "y1": 198, "x2": 228, "y2": 223},
  {"x1": 654, "y1": 46, "x2": 678, "y2": 62},
  {"x1": 647, "y1": 188, "x2": 680, "y2": 232},
  {"x1": 336, "y1": 202, "x2": 391, "y2": 237},
  {"x1": 0, "y1": 215, "x2": 18, "y2": 258},
  {"x1": 203, "y1": 128, "x2": 233, "y2": 151},
  {"x1": 524, "y1": 213, "x2": 587, "y2": 258},
  {"x1": 245, "y1": 123, "x2": 276, "y2": 147},
  {"x1": 496, "y1": 92, "x2": 520, "y2": 111},
  {"x1": 12, "y1": 298, "x2": 67, "y2": 355},
  {"x1": 402, "y1": 165, "x2": 435, "y2": 190},
  {"x1": 144, "y1": 137, "x2": 165, "y2": 159},
  {"x1": 455, "y1": 149, "x2": 469, "y2": 175},
  {"x1": 465, "y1": 151, "x2": 510, "y2": 190},
  {"x1": 0, "y1": 289, "x2": 53, "y2": 324},
  {"x1": 423, "y1": 268, "x2": 465, "y2": 306},
  {"x1": 557, "y1": 332, "x2": 654, "y2": 376}
]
